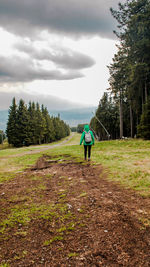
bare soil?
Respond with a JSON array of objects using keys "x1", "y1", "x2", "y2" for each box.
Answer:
[{"x1": 0, "y1": 155, "x2": 150, "y2": 266}]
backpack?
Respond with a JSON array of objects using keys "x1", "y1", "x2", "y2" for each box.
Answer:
[{"x1": 84, "y1": 131, "x2": 92, "y2": 143}]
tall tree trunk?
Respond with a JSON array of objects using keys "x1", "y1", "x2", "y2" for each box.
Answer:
[
  {"x1": 119, "y1": 97, "x2": 123, "y2": 138},
  {"x1": 145, "y1": 81, "x2": 148, "y2": 103},
  {"x1": 130, "y1": 104, "x2": 133, "y2": 138},
  {"x1": 142, "y1": 87, "x2": 144, "y2": 113}
]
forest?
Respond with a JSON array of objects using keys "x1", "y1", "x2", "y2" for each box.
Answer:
[
  {"x1": 6, "y1": 98, "x2": 70, "y2": 147},
  {"x1": 90, "y1": 0, "x2": 150, "y2": 140}
]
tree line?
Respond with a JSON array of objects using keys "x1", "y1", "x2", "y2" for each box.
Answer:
[
  {"x1": 0, "y1": 130, "x2": 5, "y2": 144},
  {"x1": 90, "y1": 0, "x2": 150, "y2": 140},
  {"x1": 6, "y1": 98, "x2": 70, "y2": 147}
]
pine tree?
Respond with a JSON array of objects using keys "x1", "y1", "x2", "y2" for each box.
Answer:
[
  {"x1": 109, "y1": 0, "x2": 150, "y2": 137},
  {"x1": 52, "y1": 117, "x2": 62, "y2": 140},
  {"x1": 15, "y1": 99, "x2": 30, "y2": 147},
  {"x1": 28, "y1": 101, "x2": 38, "y2": 145},
  {"x1": 7, "y1": 98, "x2": 70, "y2": 146},
  {"x1": 34, "y1": 103, "x2": 46, "y2": 144},
  {"x1": 6, "y1": 97, "x2": 18, "y2": 146},
  {"x1": 0, "y1": 130, "x2": 5, "y2": 144},
  {"x1": 41, "y1": 105, "x2": 55, "y2": 143},
  {"x1": 137, "y1": 97, "x2": 150, "y2": 139},
  {"x1": 93, "y1": 92, "x2": 120, "y2": 140}
]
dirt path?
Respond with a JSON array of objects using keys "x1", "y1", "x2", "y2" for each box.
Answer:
[
  {"x1": 0, "y1": 155, "x2": 150, "y2": 266},
  {"x1": 3, "y1": 133, "x2": 75, "y2": 158}
]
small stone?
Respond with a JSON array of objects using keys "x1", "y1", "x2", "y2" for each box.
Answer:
[
  {"x1": 67, "y1": 203, "x2": 72, "y2": 209},
  {"x1": 104, "y1": 230, "x2": 108, "y2": 233}
]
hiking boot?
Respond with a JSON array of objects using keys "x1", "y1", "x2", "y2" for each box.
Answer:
[{"x1": 88, "y1": 158, "x2": 91, "y2": 161}]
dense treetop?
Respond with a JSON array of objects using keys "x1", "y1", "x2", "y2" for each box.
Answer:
[
  {"x1": 91, "y1": 0, "x2": 150, "y2": 140},
  {"x1": 6, "y1": 98, "x2": 70, "y2": 147}
]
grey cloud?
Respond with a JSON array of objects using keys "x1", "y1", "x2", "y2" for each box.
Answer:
[
  {"x1": 14, "y1": 43, "x2": 95, "y2": 70},
  {"x1": 0, "y1": 0, "x2": 124, "y2": 39},
  {"x1": 0, "y1": 55, "x2": 84, "y2": 83},
  {"x1": 0, "y1": 91, "x2": 87, "y2": 111}
]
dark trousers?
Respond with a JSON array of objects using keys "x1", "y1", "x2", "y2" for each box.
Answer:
[{"x1": 84, "y1": 145, "x2": 91, "y2": 160}]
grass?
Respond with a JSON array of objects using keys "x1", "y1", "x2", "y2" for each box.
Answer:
[
  {"x1": 48, "y1": 134, "x2": 150, "y2": 196},
  {"x1": 0, "y1": 195, "x2": 77, "y2": 236},
  {"x1": 92, "y1": 139, "x2": 150, "y2": 195},
  {"x1": 0, "y1": 133, "x2": 150, "y2": 196}
]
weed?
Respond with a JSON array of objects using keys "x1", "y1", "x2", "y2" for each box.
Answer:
[
  {"x1": 68, "y1": 252, "x2": 78, "y2": 258},
  {"x1": 67, "y1": 222, "x2": 75, "y2": 231},
  {"x1": 13, "y1": 250, "x2": 28, "y2": 260},
  {"x1": 78, "y1": 223, "x2": 86, "y2": 228},
  {"x1": 60, "y1": 211, "x2": 74, "y2": 222},
  {"x1": 29, "y1": 175, "x2": 43, "y2": 181},
  {"x1": 59, "y1": 193, "x2": 67, "y2": 199},
  {"x1": 30, "y1": 204, "x2": 57, "y2": 221},
  {"x1": 0, "y1": 263, "x2": 10, "y2": 267},
  {"x1": 38, "y1": 183, "x2": 46, "y2": 190},
  {"x1": 139, "y1": 217, "x2": 150, "y2": 228},
  {"x1": 79, "y1": 192, "x2": 87, "y2": 198},
  {"x1": 57, "y1": 226, "x2": 67, "y2": 233},
  {"x1": 0, "y1": 172, "x2": 16, "y2": 183},
  {"x1": 14, "y1": 231, "x2": 27, "y2": 237},
  {"x1": 56, "y1": 222, "x2": 76, "y2": 234},
  {"x1": 44, "y1": 235, "x2": 64, "y2": 245}
]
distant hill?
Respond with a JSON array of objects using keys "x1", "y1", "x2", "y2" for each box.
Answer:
[
  {"x1": 50, "y1": 107, "x2": 96, "y2": 127},
  {"x1": 0, "y1": 107, "x2": 96, "y2": 132}
]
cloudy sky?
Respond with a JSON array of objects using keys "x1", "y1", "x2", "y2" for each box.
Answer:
[{"x1": 0, "y1": 0, "x2": 124, "y2": 110}]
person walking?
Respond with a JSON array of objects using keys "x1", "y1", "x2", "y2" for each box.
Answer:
[{"x1": 80, "y1": 124, "x2": 95, "y2": 161}]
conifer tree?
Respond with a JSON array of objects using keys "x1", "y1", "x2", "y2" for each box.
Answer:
[
  {"x1": 28, "y1": 101, "x2": 37, "y2": 145},
  {"x1": 15, "y1": 99, "x2": 30, "y2": 147},
  {"x1": 52, "y1": 117, "x2": 62, "y2": 140},
  {"x1": 0, "y1": 130, "x2": 5, "y2": 144},
  {"x1": 6, "y1": 97, "x2": 18, "y2": 145},
  {"x1": 92, "y1": 92, "x2": 120, "y2": 140},
  {"x1": 137, "y1": 97, "x2": 150, "y2": 139},
  {"x1": 41, "y1": 105, "x2": 55, "y2": 143},
  {"x1": 6, "y1": 98, "x2": 70, "y2": 146},
  {"x1": 34, "y1": 103, "x2": 46, "y2": 144},
  {"x1": 109, "y1": 0, "x2": 150, "y2": 138}
]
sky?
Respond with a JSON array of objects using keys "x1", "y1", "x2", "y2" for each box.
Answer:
[{"x1": 0, "y1": 0, "x2": 124, "y2": 111}]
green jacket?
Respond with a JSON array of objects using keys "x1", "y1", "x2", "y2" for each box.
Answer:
[{"x1": 80, "y1": 125, "x2": 95, "y2": 146}]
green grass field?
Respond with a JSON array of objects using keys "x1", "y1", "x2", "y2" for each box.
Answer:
[{"x1": 0, "y1": 133, "x2": 150, "y2": 196}]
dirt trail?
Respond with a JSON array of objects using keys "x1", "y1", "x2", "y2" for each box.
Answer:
[
  {"x1": 2, "y1": 133, "x2": 75, "y2": 158},
  {"x1": 0, "y1": 155, "x2": 150, "y2": 266}
]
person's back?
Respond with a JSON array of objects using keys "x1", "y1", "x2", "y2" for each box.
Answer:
[{"x1": 80, "y1": 124, "x2": 94, "y2": 160}]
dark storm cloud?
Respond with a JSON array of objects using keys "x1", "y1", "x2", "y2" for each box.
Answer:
[
  {"x1": 14, "y1": 43, "x2": 96, "y2": 70},
  {"x1": 0, "y1": 55, "x2": 84, "y2": 83},
  {"x1": 0, "y1": 0, "x2": 123, "y2": 39}
]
